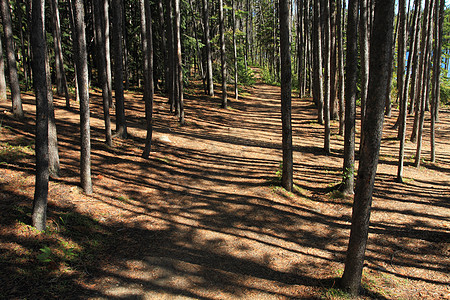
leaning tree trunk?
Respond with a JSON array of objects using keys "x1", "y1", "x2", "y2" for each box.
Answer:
[
  {"x1": 0, "y1": 0, "x2": 23, "y2": 119},
  {"x1": 280, "y1": 0, "x2": 293, "y2": 192},
  {"x1": 359, "y1": 0, "x2": 369, "y2": 130},
  {"x1": 72, "y1": 0, "x2": 93, "y2": 194},
  {"x1": 341, "y1": 0, "x2": 394, "y2": 295},
  {"x1": 31, "y1": 0, "x2": 49, "y2": 231}
]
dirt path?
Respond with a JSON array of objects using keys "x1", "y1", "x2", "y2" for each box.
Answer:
[{"x1": 0, "y1": 77, "x2": 449, "y2": 299}]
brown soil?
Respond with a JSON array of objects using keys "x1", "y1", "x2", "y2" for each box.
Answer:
[{"x1": 0, "y1": 76, "x2": 449, "y2": 299}]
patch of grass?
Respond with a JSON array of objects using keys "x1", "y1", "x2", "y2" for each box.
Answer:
[
  {"x1": 117, "y1": 195, "x2": 133, "y2": 204},
  {"x1": 321, "y1": 287, "x2": 351, "y2": 299},
  {"x1": 0, "y1": 142, "x2": 34, "y2": 163}
]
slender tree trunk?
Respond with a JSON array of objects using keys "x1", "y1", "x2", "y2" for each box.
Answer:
[
  {"x1": 322, "y1": 0, "x2": 331, "y2": 154},
  {"x1": 431, "y1": 0, "x2": 445, "y2": 162},
  {"x1": 329, "y1": 0, "x2": 338, "y2": 120},
  {"x1": 103, "y1": 0, "x2": 113, "y2": 108},
  {"x1": 0, "y1": 32, "x2": 7, "y2": 101},
  {"x1": 123, "y1": 0, "x2": 130, "y2": 91},
  {"x1": 166, "y1": 0, "x2": 175, "y2": 112},
  {"x1": 397, "y1": 0, "x2": 417, "y2": 183},
  {"x1": 341, "y1": 0, "x2": 357, "y2": 195},
  {"x1": 411, "y1": 0, "x2": 431, "y2": 143},
  {"x1": 1, "y1": 0, "x2": 24, "y2": 119},
  {"x1": 94, "y1": 0, "x2": 112, "y2": 146},
  {"x1": 313, "y1": 0, "x2": 324, "y2": 124},
  {"x1": 112, "y1": 0, "x2": 127, "y2": 138},
  {"x1": 341, "y1": 0, "x2": 394, "y2": 295},
  {"x1": 72, "y1": 0, "x2": 93, "y2": 194},
  {"x1": 219, "y1": 0, "x2": 227, "y2": 108},
  {"x1": 173, "y1": 0, "x2": 184, "y2": 124},
  {"x1": 337, "y1": 0, "x2": 344, "y2": 135},
  {"x1": 46, "y1": 39, "x2": 60, "y2": 178},
  {"x1": 232, "y1": 0, "x2": 238, "y2": 100},
  {"x1": 141, "y1": 0, "x2": 154, "y2": 158},
  {"x1": 414, "y1": 0, "x2": 435, "y2": 167},
  {"x1": 280, "y1": 0, "x2": 293, "y2": 192},
  {"x1": 202, "y1": 0, "x2": 214, "y2": 96},
  {"x1": 359, "y1": 0, "x2": 369, "y2": 129},
  {"x1": 31, "y1": 0, "x2": 49, "y2": 231},
  {"x1": 407, "y1": 4, "x2": 422, "y2": 116}
]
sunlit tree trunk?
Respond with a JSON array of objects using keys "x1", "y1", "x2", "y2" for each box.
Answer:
[
  {"x1": 219, "y1": 0, "x2": 228, "y2": 108},
  {"x1": 141, "y1": 0, "x2": 154, "y2": 158},
  {"x1": 340, "y1": 0, "x2": 357, "y2": 195},
  {"x1": 341, "y1": 0, "x2": 394, "y2": 295},
  {"x1": 72, "y1": 0, "x2": 93, "y2": 194},
  {"x1": 31, "y1": 0, "x2": 49, "y2": 231},
  {"x1": 280, "y1": 0, "x2": 293, "y2": 192}
]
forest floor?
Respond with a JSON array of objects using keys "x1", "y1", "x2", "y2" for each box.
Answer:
[{"x1": 0, "y1": 73, "x2": 449, "y2": 299}]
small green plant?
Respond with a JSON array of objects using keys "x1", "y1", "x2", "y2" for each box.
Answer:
[
  {"x1": 322, "y1": 287, "x2": 350, "y2": 299},
  {"x1": 37, "y1": 246, "x2": 53, "y2": 263},
  {"x1": 275, "y1": 162, "x2": 283, "y2": 181}
]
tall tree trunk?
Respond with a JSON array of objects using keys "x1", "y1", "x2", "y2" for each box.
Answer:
[
  {"x1": 49, "y1": 0, "x2": 69, "y2": 107},
  {"x1": 72, "y1": 0, "x2": 93, "y2": 194},
  {"x1": 329, "y1": 0, "x2": 338, "y2": 120},
  {"x1": 280, "y1": 0, "x2": 293, "y2": 192},
  {"x1": 313, "y1": 0, "x2": 324, "y2": 124},
  {"x1": 17, "y1": 0, "x2": 30, "y2": 91},
  {"x1": 232, "y1": 0, "x2": 238, "y2": 100},
  {"x1": 93, "y1": 0, "x2": 112, "y2": 146},
  {"x1": 31, "y1": 0, "x2": 49, "y2": 231},
  {"x1": 359, "y1": 0, "x2": 369, "y2": 130},
  {"x1": 103, "y1": 0, "x2": 113, "y2": 108},
  {"x1": 0, "y1": 31, "x2": 7, "y2": 101},
  {"x1": 112, "y1": 0, "x2": 127, "y2": 138},
  {"x1": 219, "y1": 0, "x2": 227, "y2": 108},
  {"x1": 123, "y1": 0, "x2": 130, "y2": 91},
  {"x1": 202, "y1": 0, "x2": 214, "y2": 96},
  {"x1": 141, "y1": 0, "x2": 154, "y2": 158},
  {"x1": 46, "y1": 38, "x2": 60, "y2": 178},
  {"x1": 340, "y1": 0, "x2": 357, "y2": 195},
  {"x1": 337, "y1": 0, "x2": 345, "y2": 135},
  {"x1": 411, "y1": 0, "x2": 431, "y2": 143},
  {"x1": 322, "y1": 0, "x2": 331, "y2": 154},
  {"x1": 414, "y1": 0, "x2": 435, "y2": 167},
  {"x1": 173, "y1": 0, "x2": 184, "y2": 124},
  {"x1": 1, "y1": 0, "x2": 24, "y2": 119},
  {"x1": 431, "y1": 0, "x2": 444, "y2": 162},
  {"x1": 397, "y1": 0, "x2": 420, "y2": 183},
  {"x1": 341, "y1": 0, "x2": 394, "y2": 295},
  {"x1": 165, "y1": 0, "x2": 175, "y2": 112}
]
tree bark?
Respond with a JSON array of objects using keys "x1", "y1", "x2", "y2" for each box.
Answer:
[
  {"x1": 173, "y1": 0, "x2": 184, "y2": 124},
  {"x1": 1, "y1": 0, "x2": 24, "y2": 119},
  {"x1": 219, "y1": 0, "x2": 227, "y2": 108},
  {"x1": 0, "y1": 30, "x2": 6, "y2": 101},
  {"x1": 280, "y1": 0, "x2": 293, "y2": 192},
  {"x1": 112, "y1": 0, "x2": 127, "y2": 138},
  {"x1": 141, "y1": 0, "x2": 154, "y2": 158},
  {"x1": 340, "y1": 0, "x2": 357, "y2": 195},
  {"x1": 202, "y1": 0, "x2": 214, "y2": 96},
  {"x1": 312, "y1": 0, "x2": 324, "y2": 124},
  {"x1": 232, "y1": 0, "x2": 238, "y2": 100},
  {"x1": 31, "y1": 0, "x2": 49, "y2": 231},
  {"x1": 341, "y1": 0, "x2": 394, "y2": 295},
  {"x1": 93, "y1": 0, "x2": 112, "y2": 146},
  {"x1": 337, "y1": 0, "x2": 345, "y2": 136},
  {"x1": 359, "y1": 0, "x2": 369, "y2": 129},
  {"x1": 72, "y1": 0, "x2": 93, "y2": 194},
  {"x1": 322, "y1": 0, "x2": 331, "y2": 154}
]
